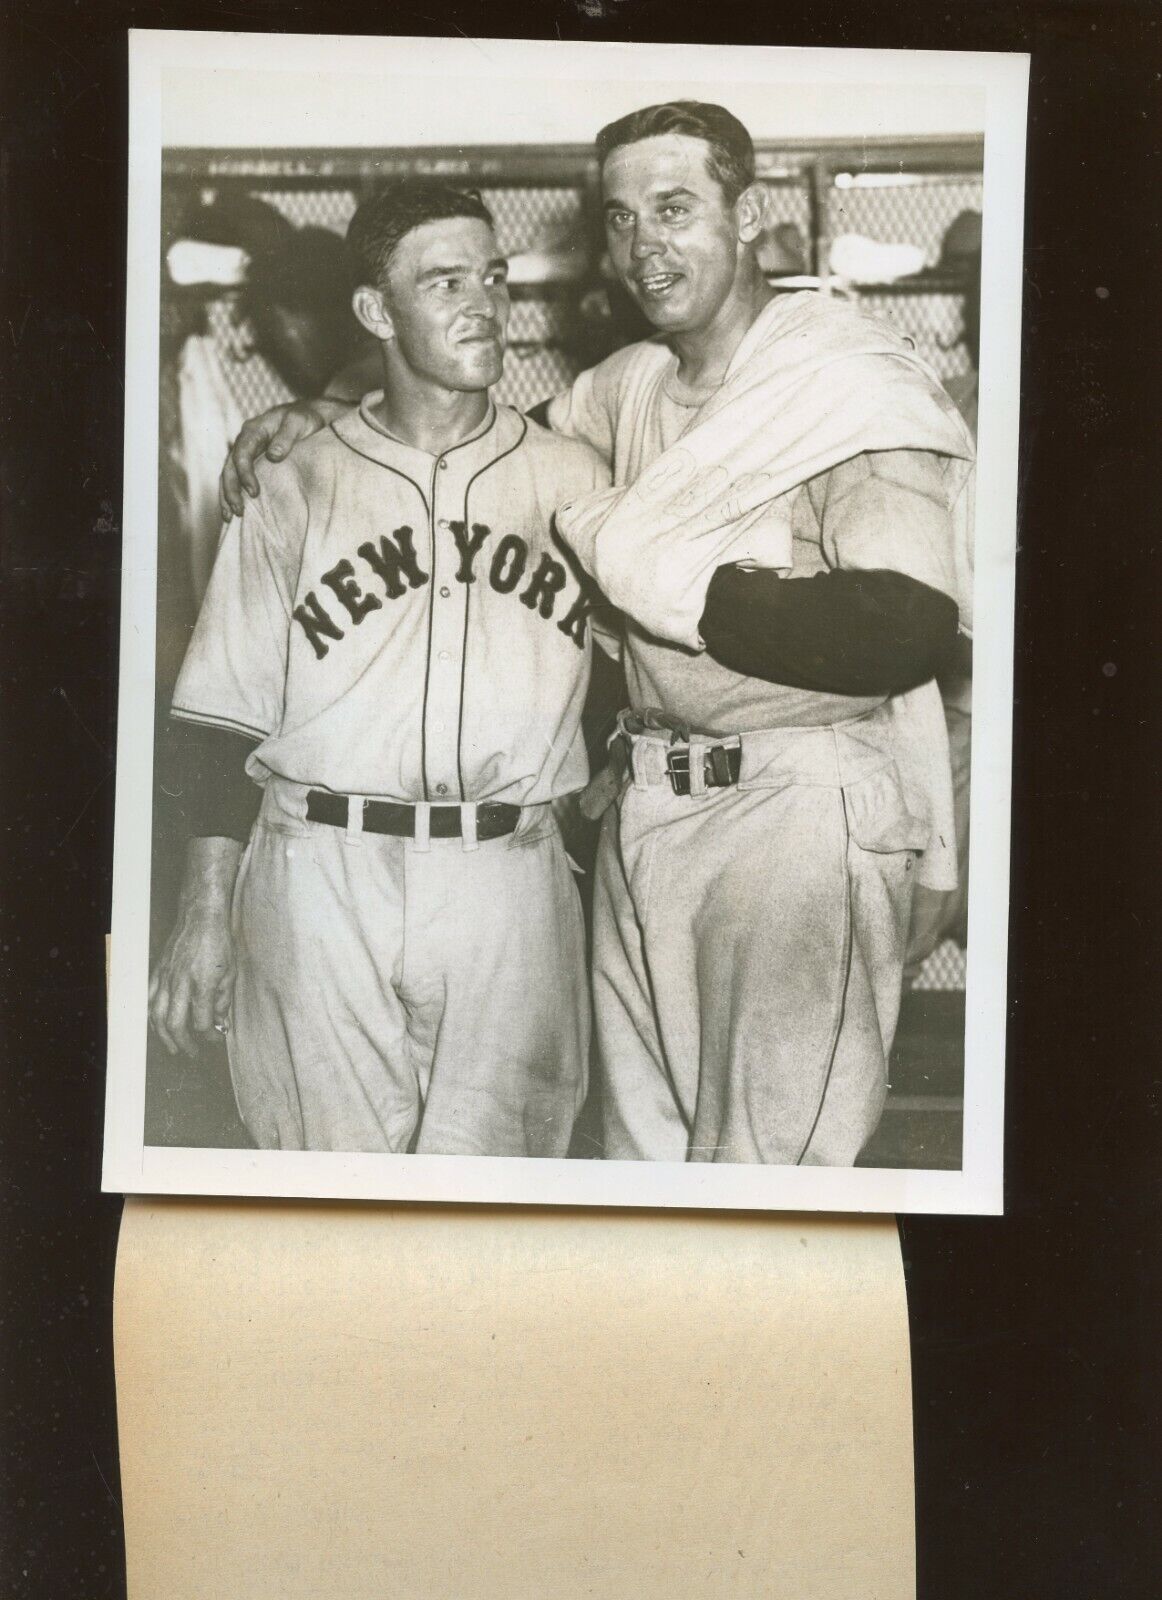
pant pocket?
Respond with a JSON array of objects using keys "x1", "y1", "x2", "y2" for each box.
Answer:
[{"x1": 842, "y1": 763, "x2": 930, "y2": 856}]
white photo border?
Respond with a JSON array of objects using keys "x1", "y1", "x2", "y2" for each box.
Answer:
[{"x1": 105, "y1": 30, "x2": 1028, "y2": 1214}]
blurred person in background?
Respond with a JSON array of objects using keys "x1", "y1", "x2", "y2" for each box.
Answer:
[{"x1": 161, "y1": 192, "x2": 362, "y2": 624}]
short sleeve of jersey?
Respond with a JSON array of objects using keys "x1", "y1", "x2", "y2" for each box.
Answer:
[
  {"x1": 580, "y1": 440, "x2": 622, "y2": 662},
  {"x1": 810, "y1": 447, "x2": 959, "y2": 602},
  {"x1": 545, "y1": 357, "x2": 620, "y2": 465},
  {"x1": 538, "y1": 426, "x2": 621, "y2": 658},
  {"x1": 170, "y1": 486, "x2": 298, "y2": 741}
]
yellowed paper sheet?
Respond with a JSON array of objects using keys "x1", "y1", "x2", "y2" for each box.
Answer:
[{"x1": 115, "y1": 1201, "x2": 913, "y2": 1598}]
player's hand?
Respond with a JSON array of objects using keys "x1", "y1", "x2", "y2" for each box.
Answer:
[
  {"x1": 148, "y1": 908, "x2": 236, "y2": 1059},
  {"x1": 218, "y1": 397, "x2": 348, "y2": 522}
]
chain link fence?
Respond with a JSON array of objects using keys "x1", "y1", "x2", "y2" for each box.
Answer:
[
  {"x1": 912, "y1": 938, "x2": 968, "y2": 991},
  {"x1": 826, "y1": 170, "x2": 982, "y2": 382},
  {"x1": 859, "y1": 291, "x2": 973, "y2": 383},
  {"x1": 827, "y1": 173, "x2": 983, "y2": 266},
  {"x1": 164, "y1": 147, "x2": 981, "y2": 416},
  {"x1": 758, "y1": 180, "x2": 813, "y2": 231},
  {"x1": 261, "y1": 188, "x2": 359, "y2": 234},
  {"x1": 478, "y1": 185, "x2": 586, "y2": 256}
]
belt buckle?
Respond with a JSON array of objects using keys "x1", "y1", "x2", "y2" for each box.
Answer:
[
  {"x1": 664, "y1": 740, "x2": 734, "y2": 795},
  {"x1": 664, "y1": 745, "x2": 691, "y2": 795}
]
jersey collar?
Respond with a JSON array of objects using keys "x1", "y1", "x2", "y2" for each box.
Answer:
[{"x1": 332, "y1": 392, "x2": 517, "y2": 484}]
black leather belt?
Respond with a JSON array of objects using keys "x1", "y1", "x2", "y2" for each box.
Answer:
[
  {"x1": 306, "y1": 791, "x2": 521, "y2": 841},
  {"x1": 613, "y1": 733, "x2": 742, "y2": 796}
]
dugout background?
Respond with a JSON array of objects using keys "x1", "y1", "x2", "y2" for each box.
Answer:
[
  {"x1": 147, "y1": 135, "x2": 980, "y2": 1160},
  {"x1": 161, "y1": 138, "x2": 982, "y2": 413}
]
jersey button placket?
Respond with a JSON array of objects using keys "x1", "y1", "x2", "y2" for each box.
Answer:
[
  {"x1": 435, "y1": 518, "x2": 454, "y2": 598},
  {"x1": 425, "y1": 461, "x2": 465, "y2": 803}
]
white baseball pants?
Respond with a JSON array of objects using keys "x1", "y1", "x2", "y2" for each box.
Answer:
[
  {"x1": 227, "y1": 777, "x2": 589, "y2": 1156},
  {"x1": 593, "y1": 710, "x2": 927, "y2": 1165}
]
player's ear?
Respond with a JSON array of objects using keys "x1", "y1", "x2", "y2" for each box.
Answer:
[
  {"x1": 352, "y1": 284, "x2": 395, "y2": 344},
  {"x1": 734, "y1": 183, "x2": 766, "y2": 246}
]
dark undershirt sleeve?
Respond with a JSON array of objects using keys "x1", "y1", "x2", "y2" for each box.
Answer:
[
  {"x1": 699, "y1": 564, "x2": 959, "y2": 697},
  {"x1": 162, "y1": 720, "x2": 264, "y2": 842}
]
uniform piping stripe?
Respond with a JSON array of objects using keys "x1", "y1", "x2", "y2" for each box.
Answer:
[
  {"x1": 169, "y1": 706, "x2": 271, "y2": 741},
  {"x1": 419, "y1": 456, "x2": 441, "y2": 801},
  {"x1": 455, "y1": 578, "x2": 470, "y2": 801},
  {"x1": 328, "y1": 421, "x2": 431, "y2": 519},
  {"x1": 441, "y1": 403, "x2": 498, "y2": 462},
  {"x1": 793, "y1": 786, "x2": 855, "y2": 1166},
  {"x1": 454, "y1": 415, "x2": 528, "y2": 799}
]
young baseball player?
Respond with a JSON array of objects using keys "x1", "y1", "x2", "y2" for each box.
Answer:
[
  {"x1": 219, "y1": 105, "x2": 976, "y2": 1171},
  {"x1": 150, "y1": 180, "x2": 610, "y2": 1156}
]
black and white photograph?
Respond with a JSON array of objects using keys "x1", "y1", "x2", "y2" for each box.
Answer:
[{"x1": 103, "y1": 32, "x2": 1027, "y2": 1211}]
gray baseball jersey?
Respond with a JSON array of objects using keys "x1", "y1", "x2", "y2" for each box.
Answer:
[
  {"x1": 174, "y1": 396, "x2": 608, "y2": 805},
  {"x1": 171, "y1": 395, "x2": 609, "y2": 1156}
]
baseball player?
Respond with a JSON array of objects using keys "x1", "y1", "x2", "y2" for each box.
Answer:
[
  {"x1": 549, "y1": 104, "x2": 975, "y2": 1165},
  {"x1": 150, "y1": 179, "x2": 609, "y2": 1157},
  {"x1": 219, "y1": 104, "x2": 976, "y2": 1170}
]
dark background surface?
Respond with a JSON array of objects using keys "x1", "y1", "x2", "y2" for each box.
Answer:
[{"x1": 1, "y1": 3, "x2": 1158, "y2": 1597}]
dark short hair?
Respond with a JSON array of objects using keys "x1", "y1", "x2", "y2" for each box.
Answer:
[
  {"x1": 346, "y1": 179, "x2": 495, "y2": 289},
  {"x1": 595, "y1": 101, "x2": 756, "y2": 205}
]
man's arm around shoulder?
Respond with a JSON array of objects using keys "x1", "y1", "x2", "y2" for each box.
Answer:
[
  {"x1": 220, "y1": 393, "x2": 354, "y2": 522},
  {"x1": 533, "y1": 338, "x2": 656, "y2": 462}
]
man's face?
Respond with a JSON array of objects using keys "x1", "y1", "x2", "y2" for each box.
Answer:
[
  {"x1": 601, "y1": 134, "x2": 744, "y2": 336},
  {"x1": 380, "y1": 216, "x2": 509, "y2": 391}
]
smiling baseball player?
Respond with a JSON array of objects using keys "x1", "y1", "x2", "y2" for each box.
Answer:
[
  {"x1": 149, "y1": 179, "x2": 609, "y2": 1156},
  {"x1": 548, "y1": 104, "x2": 975, "y2": 1165}
]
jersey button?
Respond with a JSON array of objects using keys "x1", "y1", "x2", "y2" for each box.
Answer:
[
  {"x1": 435, "y1": 783, "x2": 449, "y2": 795},
  {"x1": 440, "y1": 585, "x2": 451, "y2": 598},
  {"x1": 437, "y1": 518, "x2": 451, "y2": 530},
  {"x1": 437, "y1": 459, "x2": 448, "y2": 470},
  {"x1": 439, "y1": 650, "x2": 451, "y2": 662}
]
